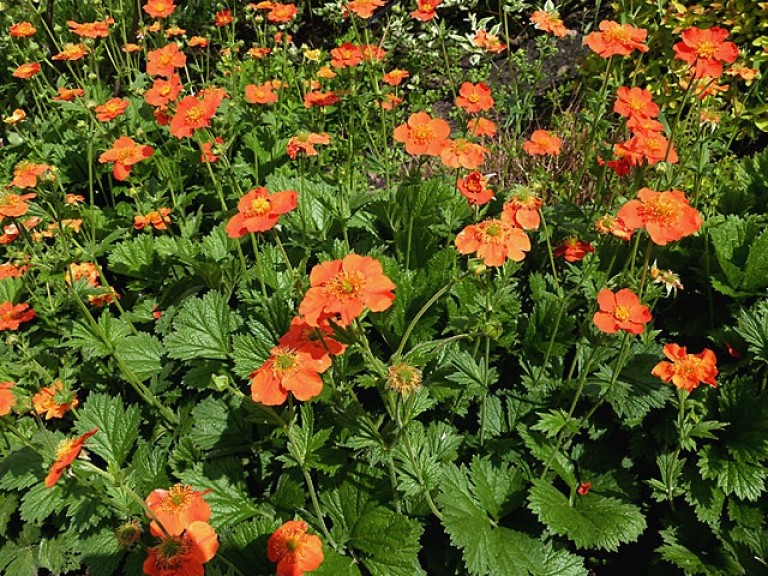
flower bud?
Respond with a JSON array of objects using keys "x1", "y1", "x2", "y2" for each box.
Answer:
[{"x1": 387, "y1": 363, "x2": 422, "y2": 395}]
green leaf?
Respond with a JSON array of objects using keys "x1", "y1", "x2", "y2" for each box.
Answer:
[
  {"x1": 527, "y1": 480, "x2": 646, "y2": 551},
  {"x1": 0, "y1": 447, "x2": 44, "y2": 490},
  {"x1": 37, "y1": 531, "x2": 81, "y2": 575},
  {"x1": 218, "y1": 518, "x2": 280, "y2": 573},
  {"x1": 108, "y1": 235, "x2": 157, "y2": 278},
  {"x1": 351, "y1": 507, "x2": 425, "y2": 576},
  {"x1": 189, "y1": 396, "x2": 252, "y2": 451},
  {"x1": 736, "y1": 301, "x2": 768, "y2": 363},
  {"x1": 0, "y1": 540, "x2": 37, "y2": 576},
  {"x1": 75, "y1": 393, "x2": 140, "y2": 468},
  {"x1": 698, "y1": 445, "x2": 767, "y2": 501},
  {"x1": 165, "y1": 291, "x2": 242, "y2": 361},
  {"x1": 119, "y1": 332, "x2": 165, "y2": 381},
  {"x1": 20, "y1": 482, "x2": 65, "y2": 525},
  {"x1": 79, "y1": 529, "x2": 125, "y2": 576},
  {"x1": 0, "y1": 493, "x2": 19, "y2": 536}
]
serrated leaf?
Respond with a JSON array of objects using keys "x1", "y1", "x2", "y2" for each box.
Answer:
[
  {"x1": 119, "y1": 332, "x2": 165, "y2": 381},
  {"x1": 0, "y1": 540, "x2": 37, "y2": 576},
  {"x1": 108, "y1": 235, "x2": 157, "y2": 278},
  {"x1": 20, "y1": 482, "x2": 65, "y2": 525},
  {"x1": 0, "y1": 447, "x2": 44, "y2": 490},
  {"x1": 189, "y1": 396, "x2": 252, "y2": 451},
  {"x1": 351, "y1": 507, "x2": 425, "y2": 576},
  {"x1": 79, "y1": 529, "x2": 125, "y2": 576},
  {"x1": 0, "y1": 493, "x2": 19, "y2": 536},
  {"x1": 527, "y1": 480, "x2": 646, "y2": 551},
  {"x1": 75, "y1": 393, "x2": 140, "y2": 467},
  {"x1": 165, "y1": 291, "x2": 242, "y2": 360},
  {"x1": 37, "y1": 531, "x2": 81, "y2": 574},
  {"x1": 698, "y1": 445, "x2": 767, "y2": 501},
  {"x1": 218, "y1": 518, "x2": 280, "y2": 573}
]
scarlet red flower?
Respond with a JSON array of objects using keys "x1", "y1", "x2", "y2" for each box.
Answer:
[
  {"x1": 593, "y1": 288, "x2": 651, "y2": 335},
  {"x1": 99, "y1": 137, "x2": 154, "y2": 181},
  {"x1": 245, "y1": 82, "x2": 278, "y2": 105},
  {"x1": 457, "y1": 172, "x2": 494, "y2": 205},
  {"x1": 652, "y1": 343, "x2": 718, "y2": 393},
  {"x1": 45, "y1": 428, "x2": 98, "y2": 488},
  {"x1": 95, "y1": 98, "x2": 130, "y2": 122},
  {"x1": 617, "y1": 188, "x2": 702, "y2": 245},
  {"x1": 501, "y1": 191, "x2": 542, "y2": 230},
  {"x1": 0, "y1": 301, "x2": 36, "y2": 331},
  {"x1": 170, "y1": 93, "x2": 221, "y2": 139},
  {"x1": 143, "y1": 521, "x2": 219, "y2": 576},
  {"x1": 583, "y1": 20, "x2": 649, "y2": 58},
  {"x1": 554, "y1": 237, "x2": 595, "y2": 262},
  {"x1": 268, "y1": 520, "x2": 324, "y2": 576},
  {"x1": 0, "y1": 382, "x2": 15, "y2": 416},
  {"x1": 455, "y1": 82, "x2": 494, "y2": 113},
  {"x1": 393, "y1": 112, "x2": 451, "y2": 157},
  {"x1": 614, "y1": 86, "x2": 659, "y2": 121},
  {"x1": 530, "y1": 9, "x2": 568, "y2": 38},
  {"x1": 455, "y1": 219, "x2": 531, "y2": 267},
  {"x1": 473, "y1": 30, "x2": 506, "y2": 53},
  {"x1": 12, "y1": 62, "x2": 41, "y2": 79},
  {"x1": 53, "y1": 87, "x2": 85, "y2": 102},
  {"x1": 145, "y1": 74, "x2": 182, "y2": 107},
  {"x1": 10, "y1": 22, "x2": 37, "y2": 38},
  {"x1": 440, "y1": 139, "x2": 487, "y2": 170},
  {"x1": 523, "y1": 129, "x2": 561, "y2": 156},
  {"x1": 411, "y1": 0, "x2": 441, "y2": 22},
  {"x1": 330, "y1": 43, "x2": 363, "y2": 68},
  {"x1": 299, "y1": 254, "x2": 396, "y2": 328},
  {"x1": 345, "y1": 0, "x2": 385, "y2": 19},
  {"x1": 0, "y1": 192, "x2": 36, "y2": 218},
  {"x1": 382, "y1": 69, "x2": 410, "y2": 86},
  {"x1": 134, "y1": 208, "x2": 172, "y2": 230},
  {"x1": 146, "y1": 484, "x2": 211, "y2": 537},
  {"x1": 268, "y1": 3, "x2": 298, "y2": 22},
  {"x1": 250, "y1": 346, "x2": 330, "y2": 405},
  {"x1": 32, "y1": 379, "x2": 78, "y2": 419},
  {"x1": 467, "y1": 117, "x2": 497, "y2": 138},
  {"x1": 226, "y1": 187, "x2": 298, "y2": 237},
  {"x1": 614, "y1": 133, "x2": 677, "y2": 166},
  {"x1": 147, "y1": 43, "x2": 187, "y2": 77},
  {"x1": 215, "y1": 9, "x2": 233, "y2": 26},
  {"x1": 67, "y1": 19, "x2": 113, "y2": 38},
  {"x1": 597, "y1": 156, "x2": 632, "y2": 177},
  {"x1": 286, "y1": 132, "x2": 330, "y2": 159},
  {"x1": 278, "y1": 316, "x2": 347, "y2": 359},
  {"x1": 144, "y1": 0, "x2": 177, "y2": 19},
  {"x1": 673, "y1": 26, "x2": 739, "y2": 79}
]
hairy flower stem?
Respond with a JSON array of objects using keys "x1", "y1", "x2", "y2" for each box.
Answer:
[{"x1": 539, "y1": 209, "x2": 560, "y2": 292}]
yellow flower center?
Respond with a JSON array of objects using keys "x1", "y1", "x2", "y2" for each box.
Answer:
[
  {"x1": 328, "y1": 271, "x2": 365, "y2": 297},
  {"x1": 185, "y1": 104, "x2": 206, "y2": 123},
  {"x1": 55, "y1": 438, "x2": 77, "y2": 460},
  {"x1": 613, "y1": 305, "x2": 630, "y2": 322},
  {"x1": 644, "y1": 196, "x2": 679, "y2": 225},
  {"x1": 166, "y1": 484, "x2": 193, "y2": 509},
  {"x1": 249, "y1": 197, "x2": 271, "y2": 216},
  {"x1": 274, "y1": 351, "x2": 299, "y2": 372},
  {"x1": 696, "y1": 41, "x2": 717, "y2": 59}
]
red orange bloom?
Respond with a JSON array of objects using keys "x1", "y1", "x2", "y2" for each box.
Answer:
[
  {"x1": 614, "y1": 86, "x2": 659, "y2": 121},
  {"x1": 32, "y1": 380, "x2": 77, "y2": 420},
  {"x1": 330, "y1": 43, "x2": 363, "y2": 68},
  {"x1": 134, "y1": 208, "x2": 171, "y2": 231},
  {"x1": 393, "y1": 112, "x2": 451, "y2": 156},
  {"x1": 673, "y1": 26, "x2": 739, "y2": 79},
  {"x1": 440, "y1": 139, "x2": 487, "y2": 170},
  {"x1": 467, "y1": 117, "x2": 497, "y2": 137},
  {"x1": 554, "y1": 237, "x2": 595, "y2": 262},
  {"x1": 614, "y1": 133, "x2": 677, "y2": 166},
  {"x1": 268, "y1": 3, "x2": 298, "y2": 22},
  {"x1": 501, "y1": 191, "x2": 542, "y2": 230},
  {"x1": 268, "y1": 520, "x2": 324, "y2": 576},
  {"x1": 523, "y1": 130, "x2": 561, "y2": 156},
  {"x1": 382, "y1": 69, "x2": 410, "y2": 86},
  {"x1": 455, "y1": 82, "x2": 494, "y2": 113},
  {"x1": 95, "y1": 98, "x2": 130, "y2": 122},
  {"x1": 411, "y1": 0, "x2": 441, "y2": 22},
  {"x1": 200, "y1": 137, "x2": 224, "y2": 163},
  {"x1": 245, "y1": 82, "x2": 278, "y2": 105},
  {"x1": 530, "y1": 9, "x2": 568, "y2": 38},
  {"x1": 278, "y1": 316, "x2": 347, "y2": 360},
  {"x1": 455, "y1": 219, "x2": 531, "y2": 267},
  {"x1": 45, "y1": 428, "x2": 98, "y2": 488},
  {"x1": 595, "y1": 214, "x2": 633, "y2": 241},
  {"x1": 225, "y1": 187, "x2": 298, "y2": 237},
  {"x1": 0, "y1": 263, "x2": 27, "y2": 280},
  {"x1": 12, "y1": 63, "x2": 41, "y2": 79},
  {"x1": 147, "y1": 43, "x2": 187, "y2": 77},
  {"x1": 0, "y1": 192, "x2": 36, "y2": 218},
  {"x1": 144, "y1": 0, "x2": 177, "y2": 19},
  {"x1": 189, "y1": 36, "x2": 209, "y2": 48},
  {"x1": 215, "y1": 9, "x2": 233, "y2": 26},
  {"x1": 303, "y1": 90, "x2": 340, "y2": 108},
  {"x1": 286, "y1": 132, "x2": 331, "y2": 159},
  {"x1": 250, "y1": 345, "x2": 330, "y2": 405},
  {"x1": 145, "y1": 74, "x2": 182, "y2": 107},
  {"x1": 11, "y1": 162, "x2": 51, "y2": 189},
  {"x1": 146, "y1": 484, "x2": 211, "y2": 537},
  {"x1": 10, "y1": 22, "x2": 37, "y2": 38},
  {"x1": 53, "y1": 87, "x2": 85, "y2": 102},
  {"x1": 473, "y1": 30, "x2": 506, "y2": 53},
  {"x1": 67, "y1": 19, "x2": 114, "y2": 38},
  {"x1": 0, "y1": 382, "x2": 14, "y2": 416},
  {"x1": 583, "y1": 20, "x2": 649, "y2": 58},
  {"x1": 457, "y1": 172, "x2": 494, "y2": 205},
  {"x1": 99, "y1": 137, "x2": 154, "y2": 181},
  {"x1": 143, "y1": 521, "x2": 218, "y2": 576},
  {"x1": 4, "y1": 108, "x2": 26, "y2": 126},
  {"x1": 652, "y1": 343, "x2": 718, "y2": 393},
  {"x1": 299, "y1": 254, "x2": 396, "y2": 328},
  {"x1": 346, "y1": 0, "x2": 385, "y2": 19},
  {"x1": 617, "y1": 188, "x2": 702, "y2": 246},
  {"x1": 170, "y1": 92, "x2": 222, "y2": 139},
  {"x1": 593, "y1": 288, "x2": 651, "y2": 335}
]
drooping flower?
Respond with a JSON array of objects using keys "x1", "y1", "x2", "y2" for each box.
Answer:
[
  {"x1": 147, "y1": 43, "x2": 187, "y2": 77},
  {"x1": 53, "y1": 87, "x2": 85, "y2": 102},
  {"x1": 200, "y1": 137, "x2": 224, "y2": 163},
  {"x1": 250, "y1": 346, "x2": 330, "y2": 405},
  {"x1": 11, "y1": 162, "x2": 51, "y2": 189},
  {"x1": 652, "y1": 343, "x2": 718, "y2": 393},
  {"x1": 225, "y1": 187, "x2": 298, "y2": 238},
  {"x1": 12, "y1": 62, "x2": 41, "y2": 79},
  {"x1": 455, "y1": 219, "x2": 531, "y2": 267},
  {"x1": 299, "y1": 254, "x2": 396, "y2": 328},
  {"x1": 0, "y1": 382, "x2": 15, "y2": 416},
  {"x1": 593, "y1": 288, "x2": 651, "y2": 335},
  {"x1": 143, "y1": 521, "x2": 219, "y2": 576},
  {"x1": 67, "y1": 18, "x2": 114, "y2": 38},
  {"x1": 134, "y1": 208, "x2": 172, "y2": 231},
  {"x1": 3, "y1": 108, "x2": 27, "y2": 126},
  {"x1": 673, "y1": 26, "x2": 739, "y2": 79},
  {"x1": 457, "y1": 172, "x2": 494, "y2": 205},
  {"x1": 165, "y1": 25, "x2": 186, "y2": 38},
  {"x1": 286, "y1": 132, "x2": 331, "y2": 159},
  {"x1": 95, "y1": 98, "x2": 130, "y2": 122},
  {"x1": 467, "y1": 117, "x2": 497, "y2": 138},
  {"x1": 10, "y1": 22, "x2": 37, "y2": 38},
  {"x1": 45, "y1": 428, "x2": 99, "y2": 487},
  {"x1": 52, "y1": 43, "x2": 89, "y2": 61},
  {"x1": 99, "y1": 137, "x2": 155, "y2": 181},
  {"x1": 617, "y1": 188, "x2": 702, "y2": 246},
  {"x1": 411, "y1": 0, "x2": 441, "y2": 22},
  {"x1": 145, "y1": 74, "x2": 183, "y2": 107},
  {"x1": 455, "y1": 82, "x2": 494, "y2": 113},
  {"x1": 267, "y1": 520, "x2": 324, "y2": 576},
  {"x1": 144, "y1": 0, "x2": 177, "y2": 18},
  {"x1": 303, "y1": 90, "x2": 340, "y2": 108},
  {"x1": 0, "y1": 191, "x2": 36, "y2": 218},
  {"x1": 32, "y1": 380, "x2": 78, "y2": 419},
  {"x1": 501, "y1": 190, "x2": 542, "y2": 230},
  {"x1": 523, "y1": 129, "x2": 562, "y2": 156},
  {"x1": 583, "y1": 20, "x2": 649, "y2": 58},
  {"x1": 145, "y1": 484, "x2": 212, "y2": 537},
  {"x1": 393, "y1": 112, "x2": 451, "y2": 157},
  {"x1": 0, "y1": 262, "x2": 27, "y2": 280},
  {"x1": 189, "y1": 36, "x2": 209, "y2": 48},
  {"x1": 0, "y1": 301, "x2": 36, "y2": 331},
  {"x1": 530, "y1": 9, "x2": 568, "y2": 38},
  {"x1": 440, "y1": 139, "x2": 487, "y2": 170},
  {"x1": 554, "y1": 237, "x2": 595, "y2": 262},
  {"x1": 650, "y1": 262, "x2": 683, "y2": 296},
  {"x1": 614, "y1": 86, "x2": 659, "y2": 121},
  {"x1": 595, "y1": 214, "x2": 632, "y2": 241},
  {"x1": 245, "y1": 82, "x2": 278, "y2": 105}
]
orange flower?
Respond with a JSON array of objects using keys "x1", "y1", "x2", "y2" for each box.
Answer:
[
  {"x1": 473, "y1": 29, "x2": 506, "y2": 53},
  {"x1": 382, "y1": 69, "x2": 410, "y2": 86},
  {"x1": 393, "y1": 112, "x2": 451, "y2": 156},
  {"x1": 652, "y1": 343, "x2": 718, "y2": 393},
  {"x1": 45, "y1": 428, "x2": 98, "y2": 488},
  {"x1": 10, "y1": 22, "x2": 37, "y2": 38},
  {"x1": 67, "y1": 19, "x2": 113, "y2": 38},
  {"x1": 99, "y1": 137, "x2": 154, "y2": 181},
  {"x1": 0, "y1": 191, "x2": 36, "y2": 218},
  {"x1": 362, "y1": 44, "x2": 387, "y2": 62},
  {"x1": 189, "y1": 36, "x2": 209, "y2": 48},
  {"x1": 346, "y1": 0, "x2": 385, "y2": 19},
  {"x1": 12, "y1": 62, "x2": 41, "y2": 79},
  {"x1": 278, "y1": 316, "x2": 347, "y2": 360},
  {"x1": 467, "y1": 117, "x2": 497, "y2": 137},
  {"x1": 286, "y1": 132, "x2": 331, "y2": 159},
  {"x1": 440, "y1": 138, "x2": 487, "y2": 170},
  {"x1": 147, "y1": 43, "x2": 187, "y2": 77},
  {"x1": 250, "y1": 345, "x2": 330, "y2": 405},
  {"x1": 617, "y1": 188, "x2": 702, "y2": 246},
  {"x1": 0, "y1": 263, "x2": 27, "y2": 280},
  {"x1": 595, "y1": 214, "x2": 632, "y2": 241},
  {"x1": 268, "y1": 3, "x2": 298, "y2": 22},
  {"x1": 268, "y1": 520, "x2": 324, "y2": 576},
  {"x1": 673, "y1": 26, "x2": 739, "y2": 79},
  {"x1": 455, "y1": 82, "x2": 494, "y2": 113},
  {"x1": 200, "y1": 137, "x2": 224, "y2": 163},
  {"x1": 145, "y1": 74, "x2": 182, "y2": 107},
  {"x1": 249, "y1": 46, "x2": 272, "y2": 59},
  {"x1": 215, "y1": 9, "x2": 233, "y2": 26},
  {"x1": 411, "y1": 0, "x2": 441, "y2": 22},
  {"x1": 66, "y1": 193, "x2": 85, "y2": 205},
  {"x1": 299, "y1": 254, "x2": 396, "y2": 328},
  {"x1": 597, "y1": 156, "x2": 632, "y2": 177},
  {"x1": 146, "y1": 484, "x2": 211, "y2": 537},
  {"x1": 226, "y1": 187, "x2": 298, "y2": 238},
  {"x1": 501, "y1": 191, "x2": 542, "y2": 230},
  {"x1": 626, "y1": 116, "x2": 664, "y2": 136},
  {"x1": 593, "y1": 288, "x2": 651, "y2": 335},
  {"x1": 726, "y1": 64, "x2": 759, "y2": 82},
  {"x1": 530, "y1": 9, "x2": 568, "y2": 38},
  {"x1": 32, "y1": 380, "x2": 77, "y2": 420},
  {"x1": 11, "y1": 162, "x2": 51, "y2": 189},
  {"x1": 67, "y1": 262, "x2": 100, "y2": 287},
  {"x1": 379, "y1": 94, "x2": 403, "y2": 111},
  {"x1": 95, "y1": 98, "x2": 130, "y2": 122},
  {"x1": 170, "y1": 93, "x2": 221, "y2": 139},
  {"x1": 53, "y1": 87, "x2": 85, "y2": 102},
  {"x1": 303, "y1": 90, "x2": 340, "y2": 108},
  {"x1": 317, "y1": 66, "x2": 336, "y2": 79},
  {"x1": 245, "y1": 82, "x2": 278, "y2": 105},
  {"x1": 583, "y1": 20, "x2": 648, "y2": 58},
  {"x1": 457, "y1": 172, "x2": 494, "y2": 205},
  {"x1": 0, "y1": 382, "x2": 14, "y2": 416},
  {"x1": 122, "y1": 43, "x2": 141, "y2": 53},
  {"x1": 554, "y1": 237, "x2": 595, "y2": 262},
  {"x1": 143, "y1": 521, "x2": 219, "y2": 575},
  {"x1": 614, "y1": 133, "x2": 677, "y2": 166},
  {"x1": 144, "y1": 0, "x2": 177, "y2": 19},
  {"x1": 614, "y1": 86, "x2": 659, "y2": 121},
  {"x1": 134, "y1": 208, "x2": 171, "y2": 230},
  {"x1": 0, "y1": 223, "x2": 21, "y2": 245},
  {"x1": 455, "y1": 219, "x2": 531, "y2": 267},
  {"x1": 165, "y1": 25, "x2": 186, "y2": 37},
  {"x1": 3, "y1": 108, "x2": 26, "y2": 126},
  {"x1": 523, "y1": 129, "x2": 561, "y2": 156},
  {"x1": 330, "y1": 43, "x2": 363, "y2": 68}
]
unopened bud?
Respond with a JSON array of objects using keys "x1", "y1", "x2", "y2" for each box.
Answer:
[{"x1": 115, "y1": 520, "x2": 142, "y2": 549}]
